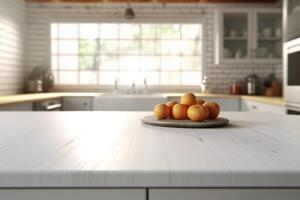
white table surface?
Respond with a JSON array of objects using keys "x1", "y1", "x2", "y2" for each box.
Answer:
[{"x1": 0, "y1": 111, "x2": 299, "y2": 188}]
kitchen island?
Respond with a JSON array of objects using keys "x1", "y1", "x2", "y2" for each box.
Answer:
[{"x1": 0, "y1": 111, "x2": 300, "y2": 200}]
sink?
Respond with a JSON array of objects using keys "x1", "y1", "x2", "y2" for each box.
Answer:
[{"x1": 93, "y1": 93, "x2": 166, "y2": 111}]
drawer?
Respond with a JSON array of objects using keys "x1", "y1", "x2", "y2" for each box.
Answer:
[
  {"x1": 62, "y1": 97, "x2": 93, "y2": 111},
  {"x1": 149, "y1": 189, "x2": 300, "y2": 200},
  {"x1": 241, "y1": 100, "x2": 284, "y2": 114},
  {"x1": 0, "y1": 189, "x2": 145, "y2": 200}
]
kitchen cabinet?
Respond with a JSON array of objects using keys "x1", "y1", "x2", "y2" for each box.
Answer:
[
  {"x1": 0, "y1": 189, "x2": 145, "y2": 200},
  {"x1": 241, "y1": 99, "x2": 284, "y2": 114},
  {"x1": 283, "y1": 0, "x2": 300, "y2": 41},
  {"x1": 167, "y1": 96, "x2": 240, "y2": 111},
  {"x1": 93, "y1": 95, "x2": 166, "y2": 111},
  {"x1": 149, "y1": 189, "x2": 300, "y2": 200},
  {"x1": 0, "y1": 103, "x2": 33, "y2": 111},
  {"x1": 215, "y1": 8, "x2": 282, "y2": 65},
  {"x1": 62, "y1": 97, "x2": 93, "y2": 111}
]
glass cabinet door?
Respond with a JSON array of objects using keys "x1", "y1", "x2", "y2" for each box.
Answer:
[
  {"x1": 223, "y1": 12, "x2": 249, "y2": 61},
  {"x1": 255, "y1": 12, "x2": 282, "y2": 60},
  {"x1": 285, "y1": 0, "x2": 300, "y2": 41}
]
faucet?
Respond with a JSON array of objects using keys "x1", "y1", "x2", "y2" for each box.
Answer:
[
  {"x1": 114, "y1": 78, "x2": 119, "y2": 93},
  {"x1": 131, "y1": 81, "x2": 136, "y2": 94},
  {"x1": 143, "y1": 78, "x2": 149, "y2": 93}
]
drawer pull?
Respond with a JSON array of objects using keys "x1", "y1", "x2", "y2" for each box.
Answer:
[{"x1": 252, "y1": 105, "x2": 257, "y2": 110}]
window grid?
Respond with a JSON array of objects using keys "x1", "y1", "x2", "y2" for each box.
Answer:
[{"x1": 51, "y1": 23, "x2": 203, "y2": 86}]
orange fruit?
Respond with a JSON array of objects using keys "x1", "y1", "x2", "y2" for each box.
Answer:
[
  {"x1": 196, "y1": 99, "x2": 205, "y2": 105},
  {"x1": 180, "y1": 93, "x2": 197, "y2": 107},
  {"x1": 203, "y1": 102, "x2": 220, "y2": 119},
  {"x1": 153, "y1": 104, "x2": 170, "y2": 119},
  {"x1": 166, "y1": 100, "x2": 177, "y2": 118},
  {"x1": 187, "y1": 104, "x2": 209, "y2": 122},
  {"x1": 172, "y1": 104, "x2": 188, "y2": 120}
]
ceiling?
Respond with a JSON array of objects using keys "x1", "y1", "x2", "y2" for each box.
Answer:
[{"x1": 26, "y1": 0, "x2": 279, "y2": 4}]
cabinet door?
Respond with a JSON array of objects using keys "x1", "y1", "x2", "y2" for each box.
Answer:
[
  {"x1": 215, "y1": 9, "x2": 251, "y2": 64},
  {"x1": 252, "y1": 9, "x2": 282, "y2": 63},
  {"x1": 149, "y1": 189, "x2": 300, "y2": 200},
  {"x1": 0, "y1": 189, "x2": 145, "y2": 200},
  {"x1": 0, "y1": 103, "x2": 33, "y2": 111},
  {"x1": 241, "y1": 100, "x2": 284, "y2": 114},
  {"x1": 63, "y1": 97, "x2": 93, "y2": 111}
]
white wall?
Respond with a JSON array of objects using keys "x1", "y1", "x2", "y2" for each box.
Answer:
[
  {"x1": 26, "y1": 2, "x2": 282, "y2": 94},
  {"x1": 0, "y1": 0, "x2": 27, "y2": 95}
]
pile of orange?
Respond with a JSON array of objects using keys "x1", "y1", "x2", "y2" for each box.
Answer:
[{"x1": 153, "y1": 93, "x2": 220, "y2": 122}]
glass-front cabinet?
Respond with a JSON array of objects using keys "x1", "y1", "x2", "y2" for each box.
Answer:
[
  {"x1": 215, "y1": 8, "x2": 282, "y2": 65},
  {"x1": 254, "y1": 11, "x2": 282, "y2": 60},
  {"x1": 284, "y1": 0, "x2": 300, "y2": 41}
]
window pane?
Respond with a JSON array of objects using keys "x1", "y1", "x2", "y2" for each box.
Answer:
[
  {"x1": 51, "y1": 40, "x2": 58, "y2": 54},
  {"x1": 100, "y1": 24, "x2": 118, "y2": 39},
  {"x1": 59, "y1": 40, "x2": 78, "y2": 54},
  {"x1": 51, "y1": 56, "x2": 58, "y2": 70},
  {"x1": 161, "y1": 71, "x2": 180, "y2": 85},
  {"x1": 119, "y1": 40, "x2": 139, "y2": 55},
  {"x1": 140, "y1": 56, "x2": 159, "y2": 70},
  {"x1": 182, "y1": 25, "x2": 202, "y2": 39},
  {"x1": 80, "y1": 24, "x2": 99, "y2": 39},
  {"x1": 181, "y1": 40, "x2": 202, "y2": 55},
  {"x1": 182, "y1": 56, "x2": 202, "y2": 70},
  {"x1": 120, "y1": 56, "x2": 139, "y2": 70},
  {"x1": 141, "y1": 41, "x2": 158, "y2": 54},
  {"x1": 80, "y1": 71, "x2": 97, "y2": 84},
  {"x1": 119, "y1": 71, "x2": 140, "y2": 85},
  {"x1": 59, "y1": 56, "x2": 78, "y2": 70},
  {"x1": 141, "y1": 24, "x2": 156, "y2": 39},
  {"x1": 100, "y1": 40, "x2": 118, "y2": 54},
  {"x1": 141, "y1": 71, "x2": 159, "y2": 85},
  {"x1": 80, "y1": 40, "x2": 99, "y2": 55},
  {"x1": 59, "y1": 24, "x2": 78, "y2": 39},
  {"x1": 80, "y1": 55, "x2": 99, "y2": 70},
  {"x1": 161, "y1": 56, "x2": 181, "y2": 70},
  {"x1": 161, "y1": 41, "x2": 181, "y2": 55},
  {"x1": 159, "y1": 24, "x2": 180, "y2": 39},
  {"x1": 59, "y1": 71, "x2": 78, "y2": 84},
  {"x1": 99, "y1": 71, "x2": 118, "y2": 84},
  {"x1": 51, "y1": 24, "x2": 58, "y2": 39},
  {"x1": 53, "y1": 70, "x2": 58, "y2": 84},
  {"x1": 100, "y1": 55, "x2": 118, "y2": 70},
  {"x1": 120, "y1": 24, "x2": 140, "y2": 39},
  {"x1": 182, "y1": 71, "x2": 201, "y2": 85}
]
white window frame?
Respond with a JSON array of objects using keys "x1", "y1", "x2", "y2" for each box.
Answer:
[{"x1": 48, "y1": 19, "x2": 206, "y2": 90}]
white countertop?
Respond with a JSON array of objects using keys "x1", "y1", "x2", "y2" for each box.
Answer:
[{"x1": 0, "y1": 111, "x2": 299, "y2": 188}]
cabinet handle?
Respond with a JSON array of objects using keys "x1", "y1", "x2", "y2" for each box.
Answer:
[{"x1": 252, "y1": 105, "x2": 257, "y2": 110}]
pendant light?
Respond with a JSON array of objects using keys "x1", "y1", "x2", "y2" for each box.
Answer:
[{"x1": 124, "y1": 0, "x2": 135, "y2": 20}]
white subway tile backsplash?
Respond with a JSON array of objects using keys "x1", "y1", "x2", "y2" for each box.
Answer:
[{"x1": 0, "y1": 0, "x2": 26, "y2": 95}]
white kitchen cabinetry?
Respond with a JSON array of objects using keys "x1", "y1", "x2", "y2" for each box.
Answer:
[
  {"x1": 93, "y1": 95, "x2": 166, "y2": 111},
  {"x1": 215, "y1": 8, "x2": 282, "y2": 65},
  {"x1": 241, "y1": 99, "x2": 284, "y2": 114},
  {"x1": 167, "y1": 96, "x2": 240, "y2": 111},
  {"x1": 0, "y1": 103, "x2": 33, "y2": 111},
  {"x1": 62, "y1": 97, "x2": 93, "y2": 111},
  {"x1": 149, "y1": 189, "x2": 300, "y2": 200},
  {"x1": 0, "y1": 189, "x2": 145, "y2": 200}
]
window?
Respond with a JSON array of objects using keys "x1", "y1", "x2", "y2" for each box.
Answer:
[{"x1": 51, "y1": 23, "x2": 203, "y2": 86}]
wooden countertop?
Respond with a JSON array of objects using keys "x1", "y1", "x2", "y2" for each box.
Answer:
[
  {"x1": 0, "y1": 93, "x2": 101, "y2": 106},
  {"x1": 0, "y1": 111, "x2": 299, "y2": 187},
  {"x1": 0, "y1": 92, "x2": 284, "y2": 106},
  {"x1": 164, "y1": 93, "x2": 284, "y2": 105}
]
